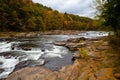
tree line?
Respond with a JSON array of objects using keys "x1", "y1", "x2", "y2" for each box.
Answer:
[{"x1": 0, "y1": 0, "x2": 100, "y2": 32}]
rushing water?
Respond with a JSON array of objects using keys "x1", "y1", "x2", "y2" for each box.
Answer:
[{"x1": 0, "y1": 31, "x2": 110, "y2": 79}]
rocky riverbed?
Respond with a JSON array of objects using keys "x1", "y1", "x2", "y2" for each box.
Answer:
[
  {"x1": 5, "y1": 31, "x2": 120, "y2": 80},
  {"x1": 1, "y1": 31, "x2": 119, "y2": 80}
]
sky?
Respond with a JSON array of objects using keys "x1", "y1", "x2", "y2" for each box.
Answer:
[{"x1": 32, "y1": 0, "x2": 97, "y2": 18}]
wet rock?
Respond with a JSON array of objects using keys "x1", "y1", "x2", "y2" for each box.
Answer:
[
  {"x1": 0, "y1": 51, "x2": 25, "y2": 58},
  {"x1": 67, "y1": 37, "x2": 86, "y2": 43},
  {"x1": 53, "y1": 37, "x2": 87, "y2": 51},
  {"x1": 0, "y1": 68, "x2": 4, "y2": 74},
  {"x1": 53, "y1": 41, "x2": 66, "y2": 46},
  {"x1": 17, "y1": 43, "x2": 38, "y2": 50},
  {"x1": 41, "y1": 49, "x2": 45, "y2": 52},
  {"x1": 22, "y1": 47, "x2": 31, "y2": 51},
  {"x1": 0, "y1": 62, "x2": 3, "y2": 65},
  {"x1": 14, "y1": 60, "x2": 31, "y2": 71},
  {"x1": 0, "y1": 52, "x2": 14, "y2": 58},
  {"x1": 114, "y1": 73, "x2": 120, "y2": 79},
  {"x1": 6, "y1": 60, "x2": 81, "y2": 80},
  {"x1": 14, "y1": 60, "x2": 45, "y2": 72},
  {"x1": 11, "y1": 46, "x2": 15, "y2": 50},
  {"x1": 65, "y1": 43, "x2": 86, "y2": 51}
]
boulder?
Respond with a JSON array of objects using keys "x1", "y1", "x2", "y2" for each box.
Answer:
[
  {"x1": 54, "y1": 37, "x2": 87, "y2": 51},
  {"x1": 0, "y1": 62, "x2": 3, "y2": 65},
  {"x1": 65, "y1": 43, "x2": 86, "y2": 51},
  {"x1": 0, "y1": 68, "x2": 4, "y2": 74},
  {"x1": 67, "y1": 37, "x2": 86, "y2": 43},
  {"x1": 53, "y1": 41, "x2": 66, "y2": 46},
  {"x1": 13, "y1": 60, "x2": 45, "y2": 72},
  {"x1": 22, "y1": 47, "x2": 31, "y2": 51}
]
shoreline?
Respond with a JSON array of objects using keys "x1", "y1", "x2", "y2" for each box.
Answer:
[
  {"x1": 0, "y1": 31, "x2": 119, "y2": 80},
  {"x1": 6, "y1": 35, "x2": 120, "y2": 80},
  {"x1": 0, "y1": 30, "x2": 83, "y2": 39}
]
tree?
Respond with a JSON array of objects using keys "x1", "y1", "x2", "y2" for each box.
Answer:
[
  {"x1": 25, "y1": 17, "x2": 36, "y2": 31},
  {"x1": 96, "y1": 0, "x2": 120, "y2": 34}
]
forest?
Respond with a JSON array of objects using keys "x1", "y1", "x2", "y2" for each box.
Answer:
[{"x1": 0, "y1": 0, "x2": 100, "y2": 32}]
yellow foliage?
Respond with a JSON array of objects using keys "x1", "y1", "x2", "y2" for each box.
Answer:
[{"x1": 78, "y1": 48, "x2": 88, "y2": 59}]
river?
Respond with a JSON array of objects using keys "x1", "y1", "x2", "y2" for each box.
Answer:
[{"x1": 0, "y1": 31, "x2": 110, "y2": 79}]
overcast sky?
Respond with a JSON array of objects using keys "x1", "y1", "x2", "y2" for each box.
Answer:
[{"x1": 32, "y1": 0, "x2": 96, "y2": 18}]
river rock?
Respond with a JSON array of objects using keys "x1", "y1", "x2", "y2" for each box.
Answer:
[
  {"x1": 13, "y1": 60, "x2": 45, "y2": 72},
  {"x1": 0, "y1": 68, "x2": 4, "y2": 74},
  {"x1": 0, "y1": 51, "x2": 25, "y2": 58},
  {"x1": 22, "y1": 47, "x2": 31, "y2": 51},
  {"x1": 0, "y1": 62, "x2": 3, "y2": 65},
  {"x1": 18, "y1": 43, "x2": 37, "y2": 48},
  {"x1": 67, "y1": 37, "x2": 86, "y2": 43},
  {"x1": 54, "y1": 37, "x2": 87, "y2": 51},
  {"x1": 65, "y1": 43, "x2": 86, "y2": 51},
  {"x1": 53, "y1": 41, "x2": 66, "y2": 46}
]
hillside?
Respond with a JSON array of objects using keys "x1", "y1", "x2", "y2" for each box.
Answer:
[{"x1": 0, "y1": 0, "x2": 98, "y2": 32}]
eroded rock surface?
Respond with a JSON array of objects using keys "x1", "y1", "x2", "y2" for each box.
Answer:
[{"x1": 54, "y1": 37, "x2": 87, "y2": 51}]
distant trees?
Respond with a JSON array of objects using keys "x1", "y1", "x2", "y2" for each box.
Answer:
[{"x1": 0, "y1": 0, "x2": 99, "y2": 32}]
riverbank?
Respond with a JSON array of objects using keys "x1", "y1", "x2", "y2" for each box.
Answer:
[
  {"x1": 0, "y1": 30, "x2": 84, "y2": 39},
  {"x1": 6, "y1": 36, "x2": 120, "y2": 80}
]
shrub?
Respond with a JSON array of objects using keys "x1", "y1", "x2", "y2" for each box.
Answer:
[{"x1": 78, "y1": 48, "x2": 88, "y2": 59}]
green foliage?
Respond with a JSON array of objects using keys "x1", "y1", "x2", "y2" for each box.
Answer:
[
  {"x1": 96, "y1": 0, "x2": 120, "y2": 33},
  {"x1": 0, "y1": 0, "x2": 98, "y2": 32}
]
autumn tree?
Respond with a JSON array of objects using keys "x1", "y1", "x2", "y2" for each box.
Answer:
[{"x1": 0, "y1": 0, "x2": 95, "y2": 32}]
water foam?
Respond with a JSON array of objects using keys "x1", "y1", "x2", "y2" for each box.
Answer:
[{"x1": 0, "y1": 56, "x2": 19, "y2": 78}]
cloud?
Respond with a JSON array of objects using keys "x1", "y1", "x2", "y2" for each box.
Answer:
[{"x1": 32, "y1": 0, "x2": 96, "y2": 18}]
